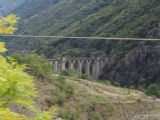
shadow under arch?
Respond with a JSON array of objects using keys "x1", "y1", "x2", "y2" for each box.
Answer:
[
  {"x1": 90, "y1": 60, "x2": 96, "y2": 76},
  {"x1": 65, "y1": 61, "x2": 70, "y2": 69},
  {"x1": 73, "y1": 61, "x2": 79, "y2": 71},
  {"x1": 82, "y1": 60, "x2": 87, "y2": 74}
]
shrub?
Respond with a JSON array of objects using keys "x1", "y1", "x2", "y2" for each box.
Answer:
[
  {"x1": 64, "y1": 85, "x2": 74, "y2": 98},
  {"x1": 80, "y1": 74, "x2": 93, "y2": 80},
  {"x1": 55, "y1": 93, "x2": 67, "y2": 105},
  {"x1": 58, "y1": 109, "x2": 79, "y2": 120},
  {"x1": 105, "y1": 80, "x2": 112, "y2": 85},
  {"x1": 61, "y1": 69, "x2": 81, "y2": 78},
  {"x1": 113, "y1": 82, "x2": 120, "y2": 87},
  {"x1": 61, "y1": 70, "x2": 70, "y2": 76},
  {"x1": 61, "y1": 69, "x2": 93, "y2": 80},
  {"x1": 51, "y1": 76, "x2": 74, "y2": 105},
  {"x1": 146, "y1": 84, "x2": 160, "y2": 98},
  {"x1": 57, "y1": 76, "x2": 66, "y2": 85}
]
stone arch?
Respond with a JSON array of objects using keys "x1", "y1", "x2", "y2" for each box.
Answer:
[
  {"x1": 89, "y1": 60, "x2": 96, "y2": 76},
  {"x1": 100, "y1": 59, "x2": 106, "y2": 72},
  {"x1": 57, "y1": 60, "x2": 62, "y2": 72},
  {"x1": 82, "y1": 60, "x2": 88, "y2": 74},
  {"x1": 73, "y1": 61, "x2": 79, "y2": 71},
  {"x1": 65, "y1": 61, "x2": 70, "y2": 69},
  {"x1": 53, "y1": 60, "x2": 62, "y2": 73}
]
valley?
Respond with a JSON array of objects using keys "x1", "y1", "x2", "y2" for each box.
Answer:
[
  {"x1": 0, "y1": 0, "x2": 160, "y2": 120},
  {"x1": 4, "y1": 0, "x2": 160, "y2": 88},
  {"x1": 44, "y1": 75, "x2": 160, "y2": 120}
]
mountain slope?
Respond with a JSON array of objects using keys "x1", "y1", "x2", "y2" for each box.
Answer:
[
  {"x1": 8, "y1": 0, "x2": 160, "y2": 51},
  {"x1": 39, "y1": 75, "x2": 160, "y2": 120},
  {"x1": 6, "y1": 0, "x2": 160, "y2": 87},
  {"x1": 11, "y1": 0, "x2": 160, "y2": 37},
  {"x1": 0, "y1": 0, "x2": 25, "y2": 16},
  {"x1": 12, "y1": 53, "x2": 160, "y2": 120},
  {"x1": 13, "y1": 0, "x2": 59, "y2": 19}
]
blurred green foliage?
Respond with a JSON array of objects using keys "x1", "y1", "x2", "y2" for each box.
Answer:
[{"x1": 12, "y1": 53, "x2": 53, "y2": 80}]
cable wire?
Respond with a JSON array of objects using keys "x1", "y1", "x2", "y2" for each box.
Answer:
[{"x1": 1, "y1": 34, "x2": 160, "y2": 41}]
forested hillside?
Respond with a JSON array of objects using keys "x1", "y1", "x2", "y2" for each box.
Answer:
[
  {"x1": 1, "y1": 1, "x2": 160, "y2": 120},
  {"x1": 0, "y1": 0, "x2": 25, "y2": 16},
  {"x1": 5, "y1": 0, "x2": 160, "y2": 87}
]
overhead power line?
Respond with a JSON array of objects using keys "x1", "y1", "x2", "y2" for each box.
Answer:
[{"x1": 1, "y1": 34, "x2": 160, "y2": 41}]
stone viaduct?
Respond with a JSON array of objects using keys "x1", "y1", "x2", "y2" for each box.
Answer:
[{"x1": 48, "y1": 57, "x2": 108, "y2": 79}]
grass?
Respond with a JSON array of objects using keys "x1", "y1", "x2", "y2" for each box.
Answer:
[{"x1": 33, "y1": 74, "x2": 160, "y2": 120}]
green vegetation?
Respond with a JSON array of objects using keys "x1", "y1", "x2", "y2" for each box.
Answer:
[
  {"x1": 12, "y1": 53, "x2": 52, "y2": 80},
  {"x1": 6, "y1": 0, "x2": 160, "y2": 88},
  {"x1": 51, "y1": 76, "x2": 74, "y2": 106},
  {"x1": 1, "y1": 1, "x2": 160, "y2": 119},
  {"x1": 8, "y1": 0, "x2": 160, "y2": 54},
  {"x1": 61, "y1": 69, "x2": 93, "y2": 80},
  {"x1": 7, "y1": 53, "x2": 160, "y2": 120},
  {"x1": 61, "y1": 69, "x2": 81, "y2": 78},
  {"x1": 0, "y1": 14, "x2": 56, "y2": 120},
  {"x1": 58, "y1": 102, "x2": 114, "y2": 120},
  {"x1": 12, "y1": 53, "x2": 74, "y2": 106},
  {"x1": 147, "y1": 84, "x2": 160, "y2": 98}
]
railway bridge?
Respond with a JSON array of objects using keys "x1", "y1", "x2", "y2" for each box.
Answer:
[{"x1": 48, "y1": 57, "x2": 108, "y2": 79}]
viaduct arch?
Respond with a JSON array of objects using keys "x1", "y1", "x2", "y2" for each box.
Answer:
[{"x1": 48, "y1": 57, "x2": 108, "y2": 79}]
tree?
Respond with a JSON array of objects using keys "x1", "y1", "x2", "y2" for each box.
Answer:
[{"x1": 0, "y1": 15, "x2": 56, "y2": 120}]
